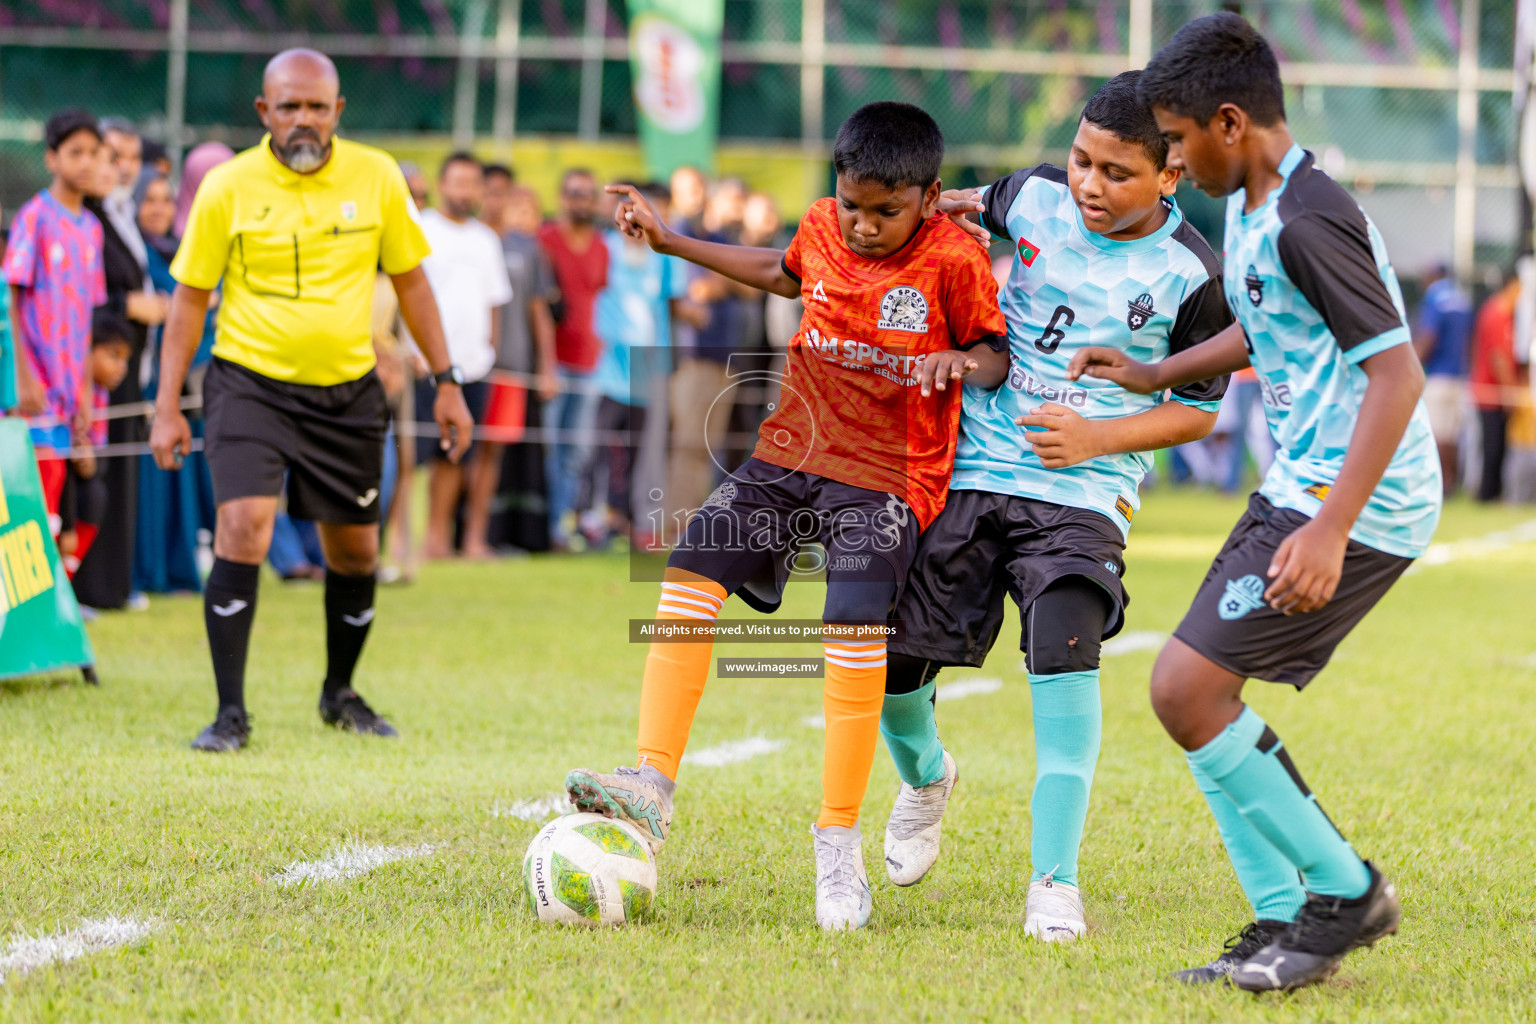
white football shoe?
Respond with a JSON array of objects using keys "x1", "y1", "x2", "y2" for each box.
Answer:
[
  {"x1": 1024, "y1": 873, "x2": 1087, "y2": 943},
  {"x1": 812, "y1": 823, "x2": 873, "y2": 931},
  {"x1": 883, "y1": 749, "x2": 959, "y2": 886}
]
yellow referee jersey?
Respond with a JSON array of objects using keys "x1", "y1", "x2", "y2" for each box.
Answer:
[{"x1": 170, "y1": 135, "x2": 431, "y2": 386}]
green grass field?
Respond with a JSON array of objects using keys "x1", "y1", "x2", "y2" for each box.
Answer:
[{"x1": 2, "y1": 490, "x2": 1535, "y2": 1022}]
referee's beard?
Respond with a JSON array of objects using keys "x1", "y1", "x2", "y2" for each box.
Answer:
[{"x1": 275, "y1": 129, "x2": 330, "y2": 173}]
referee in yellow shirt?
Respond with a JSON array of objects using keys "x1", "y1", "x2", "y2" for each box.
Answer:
[{"x1": 151, "y1": 49, "x2": 474, "y2": 752}]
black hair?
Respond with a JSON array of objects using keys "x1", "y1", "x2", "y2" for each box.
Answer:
[
  {"x1": 483, "y1": 162, "x2": 514, "y2": 182},
  {"x1": 141, "y1": 138, "x2": 168, "y2": 165},
  {"x1": 638, "y1": 181, "x2": 671, "y2": 204},
  {"x1": 1080, "y1": 71, "x2": 1168, "y2": 168},
  {"x1": 45, "y1": 109, "x2": 100, "y2": 151},
  {"x1": 832, "y1": 101, "x2": 943, "y2": 191},
  {"x1": 1137, "y1": 12, "x2": 1286, "y2": 127},
  {"x1": 91, "y1": 310, "x2": 134, "y2": 348},
  {"x1": 439, "y1": 150, "x2": 482, "y2": 178}
]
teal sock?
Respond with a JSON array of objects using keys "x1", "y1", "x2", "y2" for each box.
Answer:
[
  {"x1": 880, "y1": 680, "x2": 945, "y2": 787},
  {"x1": 1028, "y1": 670, "x2": 1101, "y2": 887},
  {"x1": 1188, "y1": 706, "x2": 1369, "y2": 899},
  {"x1": 1188, "y1": 759, "x2": 1307, "y2": 923}
]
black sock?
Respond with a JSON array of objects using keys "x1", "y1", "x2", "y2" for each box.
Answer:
[
  {"x1": 204, "y1": 558, "x2": 260, "y2": 713},
  {"x1": 324, "y1": 570, "x2": 377, "y2": 697}
]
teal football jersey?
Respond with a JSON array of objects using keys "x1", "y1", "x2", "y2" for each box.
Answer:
[
  {"x1": 1223, "y1": 145, "x2": 1441, "y2": 558},
  {"x1": 952, "y1": 164, "x2": 1232, "y2": 537}
]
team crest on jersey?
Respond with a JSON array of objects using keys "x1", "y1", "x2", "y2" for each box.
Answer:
[
  {"x1": 1218, "y1": 574, "x2": 1266, "y2": 620},
  {"x1": 1017, "y1": 236, "x2": 1041, "y2": 267},
  {"x1": 877, "y1": 286, "x2": 930, "y2": 333},
  {"x1": 341, "y1": 201, "x2": 358, "y2": 222},
  {"x1": 1126, "y1": 292, "x2": 1155, "y2": 331},
  {"x1": 701, "y1": 481, "x2": 737, "y2": 511},
  {"x1": 1244, "y1": 265, "x2": 1264, "y2": 306},
  {"x1": 1304, "y1": 482, "x2": 1332, "y2": 501}
]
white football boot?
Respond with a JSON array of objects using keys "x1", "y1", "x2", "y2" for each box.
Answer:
[
  {"x1": 811, "y1": 823, "x2": 873, "y2": 931},
  {"x1": 564, "y1": 764, "x2": 674, "y2": 855},
  {"x1": 883, "y1": 749, "x2": 959, "y2": 886},
  {"x1": 1024, "y1": 872, "x2": 1087, "y2": 943}
]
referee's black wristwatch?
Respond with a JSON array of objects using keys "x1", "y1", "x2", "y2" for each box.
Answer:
[{"x1": 432, "y1": 366, "x2": 466, "y2": 388}]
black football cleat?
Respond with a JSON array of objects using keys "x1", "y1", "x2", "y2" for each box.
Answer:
[
  {"x1": 191, "y1": 706, "x2": 252, "y2": 752},
  {"x1": 318, "y1": 688, "x2": 399, "y2": 738},
  {"x1": 1172, "y1": 919, "x2": 1290, "y2": 985},
  {"x1": 1233, "y1": 862, "x2": 1400, "y2": 992}
]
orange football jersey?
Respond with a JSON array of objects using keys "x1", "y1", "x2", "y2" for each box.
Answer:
[{"x1": 753, "y1": 197, "x2": 1005, "y2": 529}]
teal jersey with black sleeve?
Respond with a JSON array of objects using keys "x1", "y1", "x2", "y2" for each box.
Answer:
[
  {"x1": 951, "y1": 164, "x2": 1233, "y2": 537},
  {"x1": 1222, "y1": 145, "x2": 1441, "y2": 559}
]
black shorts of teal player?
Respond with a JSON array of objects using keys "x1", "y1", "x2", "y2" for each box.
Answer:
[
  {"x1": 1112, "y1": 13, "x2": 1443, "y2": 989},
  {"x1": 878, "y1": 70, "x2": 1233, "y2": 897}
]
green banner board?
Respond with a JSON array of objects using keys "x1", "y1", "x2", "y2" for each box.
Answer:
[
  {"x1": 0, "y1": 418, "x2": 94, "y2": 681},
  {"x1": 626, "y1": 0, "x2": 724, "y2": 178}
]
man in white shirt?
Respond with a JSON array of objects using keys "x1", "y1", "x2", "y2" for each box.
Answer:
[{"x1": 409, "y1": 152, "x2": 513, "y2": 558}]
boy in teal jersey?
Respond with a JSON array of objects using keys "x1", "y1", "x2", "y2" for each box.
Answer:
[
  {"x1": 877, "y1": 72, "x2": 1233, "y2": 942},
  {"x1": 1072, "y1": 13, "x2": 1441, "y2": 990}
]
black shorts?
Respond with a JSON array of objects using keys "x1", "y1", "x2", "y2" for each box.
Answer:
[
  {"x1": 203, "y1": 357, "x2": 388, "y2": 524},
  {"x1": 667, "y1": 457, "x2": 920, "y2": 619},
  {"x1": 1173, "y1": 493, "x2": 1413, "y2": 689},
  {"x1": 414, "y1": 378, "x2": 490, "y2": 464},
  {"x1": 889, "y1": 489, "x2": 1128, "y2": 668}
]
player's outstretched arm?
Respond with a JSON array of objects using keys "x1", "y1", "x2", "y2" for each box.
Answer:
[
  {"x1": 1069, "y1": 321, "x2": 1252, "y2": 394},
  {"x1": 1015, "y1": 401, "x2": 1217, "y2": 469},
  {"x1": 606, "y1": 184, "x2": 799, "y2": 299},
  {"x1": 1264, "y1": 343, "x2": 1423, "y2": 615}
]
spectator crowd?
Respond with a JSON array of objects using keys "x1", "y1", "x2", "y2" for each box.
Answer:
[{"x1": 2, "y1": 106, "x2": 1532, "y2": 620}]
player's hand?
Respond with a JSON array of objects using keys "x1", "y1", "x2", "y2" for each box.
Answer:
[
  {"x1": 70, "y1": 450, "x2": 97, "y2": 480},
  {"x1": 918, "y1": 349, "x2": 980, "y2": 397},
  {"x1": 607, "y1": 184, "x2": 674, "y2": 252},
  {"x1": 1264, "y1": 518, "x2": 1348, "y2": 614},
  {"x1": 1014, "y1": 403, "x2": 1106, "y2": 469},
  {"x1": 434, "y1": 384, "x2": 475, "y2": 464},
  {"x1": 937, "y1": 188, "x2": 991, "y2": 246},
  {"x1": 150, "y1": 406, "x2": 192, "y2": 470},
  {"x1": 1067, "y1": 346, "x2": 1160, "y2": 394}
]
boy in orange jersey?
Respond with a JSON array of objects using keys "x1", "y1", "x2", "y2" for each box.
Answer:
[{"x1": 565, "y1": 102, "x2": 1007, "y2": 930}]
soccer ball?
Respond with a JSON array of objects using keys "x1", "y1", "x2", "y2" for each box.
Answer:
[{"x1": 523, "y1": 812, "x2": 657, "y2": 926}]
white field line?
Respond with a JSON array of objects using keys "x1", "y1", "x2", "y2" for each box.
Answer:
[
  {"x1": 271, "y1": 841, "x2": 437, "y2": 886},
  {"x1": 492, "y1": 794, "x2": 568, "y2": 821},
  {"x1": 1101, "y1": 630, "x2": 1168, "y2": 658},
  {"x1": 937, "y1": 677, "x2": 1003, "y2": 701},
  {"x1": 0, "y1": 917, "x2": 155, "y2": 980},
  {"x1": 683, "y1": 736, "x2": 787, "y2": 767},
  {"x1": 801, "y1": 714, "x2": 826, "y2": 729},
  {"x1": 1408, "y1": 518, "x2": 1536, "y2": 573}
]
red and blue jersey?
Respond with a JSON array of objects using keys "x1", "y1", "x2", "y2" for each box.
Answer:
[{"x1": 2, "y1": 189, "x2": 106, "y2": 451}]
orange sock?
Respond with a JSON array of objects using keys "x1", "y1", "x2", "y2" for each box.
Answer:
[
  {"x1": 818, "y1": 639, "x2": 887, "y2": 828},
  {"x1": 635, "y1": 569, "x2": 728, "y2": 780}
]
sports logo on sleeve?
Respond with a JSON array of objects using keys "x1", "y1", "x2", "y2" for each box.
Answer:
[
  {"x1": 1244, "y1": 265, "x2": 1264, "y2": 306},
  {"x1": 1126, "y1": 292, "x2": 1155, "y2": 331},
  {"x1": 1218, "y1": 574, "x2": 1267, "y2": 620},
  {"x1": 877, "y1": 286, "x2": 930, "y2": 333}
]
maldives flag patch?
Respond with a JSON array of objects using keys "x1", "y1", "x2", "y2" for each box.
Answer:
[{"x1": 1017, "y1": 236, "x2": 1041, "y2": 266}]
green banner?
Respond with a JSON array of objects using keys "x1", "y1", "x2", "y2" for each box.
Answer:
[
  {"x1": 626, "y1": 0, "x2": 724, "y2": 178},
  {"x1": 0, "y1": 418, "x2": 94, "y2": 681}
]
